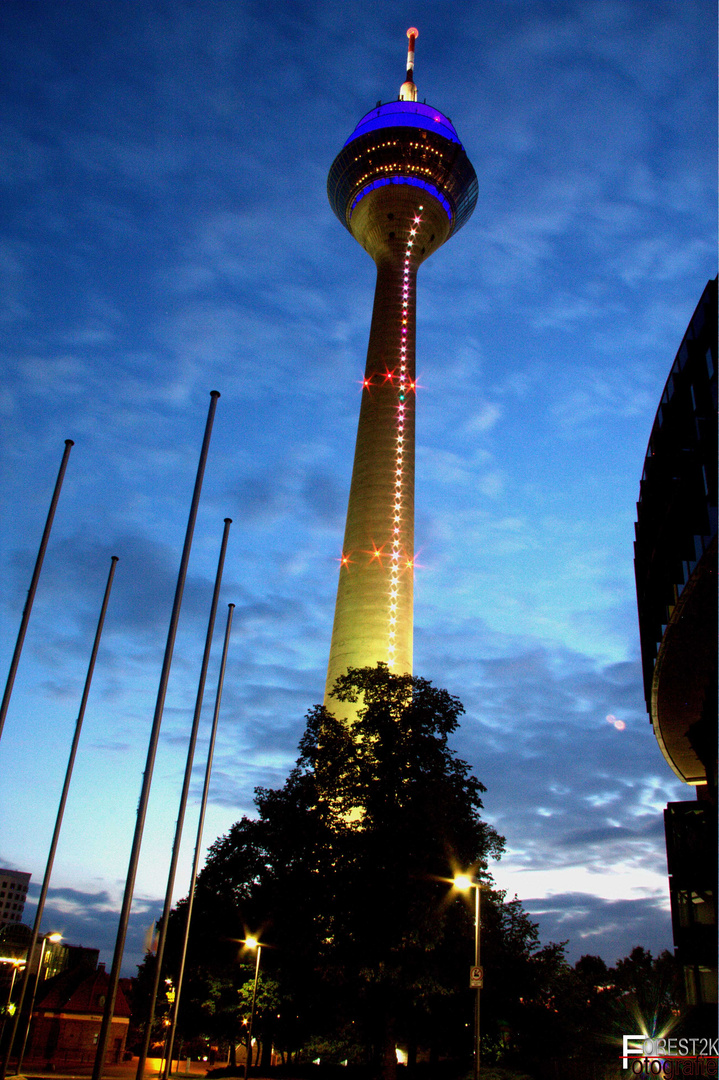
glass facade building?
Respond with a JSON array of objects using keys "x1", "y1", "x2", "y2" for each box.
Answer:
[{"x1": 634, "y1": 276, "x2": 717, "y2": 1008}]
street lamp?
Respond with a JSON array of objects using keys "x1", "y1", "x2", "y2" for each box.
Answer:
[
  {"x1": 243, "y1": 938, "x2": 262, "y2": 1080},
  {"x1": 15, "y1": 931, "x2": 62, "y2": 1076},
  {"x1": 453, "y1": 875, "x2": 482, "y2": 1080}
]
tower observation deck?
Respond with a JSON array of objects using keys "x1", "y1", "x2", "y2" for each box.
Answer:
[{"x1": 324, "y1": 30, "x2": 477, "y2": 721}]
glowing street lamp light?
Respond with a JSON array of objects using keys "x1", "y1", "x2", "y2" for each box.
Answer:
[
  {"x1": 0, "y1": 960, "x2": 25, "y2": 1047},
  {"x1": 453, "y1": 875, "x2": 483, "y2": 1080},
  {"x1": 243, "y1": 938, "x2": 262, "y2": 1080}
]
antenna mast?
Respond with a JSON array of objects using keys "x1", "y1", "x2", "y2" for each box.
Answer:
[{"x1": 399, "y1": 27, "x2": 419, "y2": 101}]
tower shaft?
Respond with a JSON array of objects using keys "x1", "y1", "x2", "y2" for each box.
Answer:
[
  {"x1": 324, "y1": 257, "x2": 417, "y2": 716},
  {"x1": 324, "y1": 183, "x2": 451, "y2": 720}
]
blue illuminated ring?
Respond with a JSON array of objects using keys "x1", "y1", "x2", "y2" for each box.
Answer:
[{"x1": 349, "y1": 175, "x2": 452, "y2": 222}]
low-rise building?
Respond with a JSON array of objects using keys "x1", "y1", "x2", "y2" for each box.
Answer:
[{"x1": 27, "y1": 959, "x2": 131, "y2": 1068}]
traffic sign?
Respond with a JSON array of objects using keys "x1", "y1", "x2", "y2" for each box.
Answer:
[{"x1": 469, "y1": 966, "x2": 483, "y2": 988}]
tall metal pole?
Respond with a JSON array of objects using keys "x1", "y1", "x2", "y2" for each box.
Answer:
[
  {"x1": 473, "y1": 885, "x2": 480, "y2": 1080},
  {"x1": 92, "y1": 391, "x2": 220, "y2": 1080},
  {"x1": 244, "y1": 946, "x2": 262, "y2": 1080},
  {"x1": 1, "y1": 557, "x2": 118, "y2": 1080},
  {"x1": 163, "y1": 602, "x2": 235, "y2": 1079},
  {"x1": 0, "y1": 439, "x2": 74, "y2": 742},
  {"x1": 135, "y1": 519, "x2": 232, "y2": 1080}
]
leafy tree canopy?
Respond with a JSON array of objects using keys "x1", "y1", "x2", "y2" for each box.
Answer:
[{"x1": 169, "y1": 666, "x2": 509, "y2": 1070}]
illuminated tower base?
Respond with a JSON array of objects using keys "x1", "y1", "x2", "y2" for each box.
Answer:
[{"x1": 324, "y1": 31, "x2": 477, "y2": 722}]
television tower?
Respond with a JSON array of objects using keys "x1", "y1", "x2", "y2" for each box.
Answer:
[{"x1": 324, "y1": 29, "x2": 477, "y2": 720}]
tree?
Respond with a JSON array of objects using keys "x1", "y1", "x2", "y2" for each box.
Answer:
[
  {"x1": 611, "y1": 946, "x2": 683, "y2": 1042},
  {"x1": 162, "y1": 665, "x2": 507, "y2": 1077},
  {"x1": 310, "y1": 667, "x2": 508, "y2": 1073},
  {"x1": 142, "y1": 666, "x2": 651, "y2": 1080},
  {"x1": 502, "y1": 947, "x2": 685, "y2": 1078}
]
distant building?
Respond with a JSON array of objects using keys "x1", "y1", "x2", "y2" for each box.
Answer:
[
  {"x1": 0, "y1": 869, "x2": 30, "y2": 926},
  {"x1": 27, "y1": 959, "x2": 131, "y2": 1068},
  {"x1": 0, "y1": 927, "x2": 72, "y2": 978},
  {"x1": 633, "y1": 276, "x2": 717, "y2": 1009}
]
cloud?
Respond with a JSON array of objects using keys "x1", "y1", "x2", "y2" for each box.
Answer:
[
  {"x1": 411, "y1": 634, "x2": 684, "y2": 904},
  {"x1": 22, "y1": 885, "x2": 162, "y2": 976},
  {"x1": 522, "y1": 893, "x2": 673, "y2": 965},
  {"x1": 465, "y1": 402, "x2": 503, "y2": 434},
  {"x1": 0, "y1": 239, "x2": 30, "y2": 323},
  {"x1": 300, "y1": 466, "x2": 345, "y2": 525},
  {"x1": 8, "y1": 531, "x2": 188, "y2": 637}
]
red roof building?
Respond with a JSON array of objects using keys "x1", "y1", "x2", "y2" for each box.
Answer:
[{"x1": 28, "y1": 962, "x2": 132, "y2": 1068}]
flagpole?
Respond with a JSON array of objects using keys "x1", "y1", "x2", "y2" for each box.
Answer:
[
  {"x1": 0, "y1": 556, "x2": 117, "y2": 1079},
  {"x1": 163, "y1": 602, "x2": 235, "y2": 1078},
  {"x1": 0, "y1": 439, "x2": 74, "y2": 742},
  {"x1": 135, "y1": 519, "x2": 232, "y2": 1080},
  {"x1": 92, "y1": 392, "x2": 220, "y2": 1080}
]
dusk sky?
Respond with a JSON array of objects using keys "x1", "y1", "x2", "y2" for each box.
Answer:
[{"x1": 0, "y1": 1, "x2": 715, "y2": 977}]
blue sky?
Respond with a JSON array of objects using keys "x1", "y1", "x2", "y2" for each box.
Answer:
[{"x1": 0, "y1": 0, "x2": 715, "y2": 976}]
